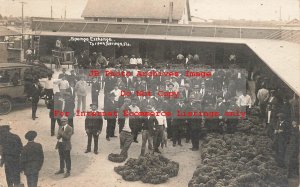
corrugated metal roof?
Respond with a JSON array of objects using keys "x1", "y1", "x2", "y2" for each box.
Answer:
[
  {"x1": 247, "y1": 40, "x2": 300, "y2": 96},
  {"x1": 0, "y1": 26, "x2": 21, "y2": 36},
  {"x1": 81, "y1": 0, "x2": 186, "y2": 20}
]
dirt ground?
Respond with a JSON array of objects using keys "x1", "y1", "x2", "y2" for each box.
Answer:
[{"x1": 0, "y1": 68, "x2": 202, "y2": 187}]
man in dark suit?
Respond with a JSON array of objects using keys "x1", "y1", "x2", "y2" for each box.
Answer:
[
  {"x1": 29, "y1": 79, "x2": 42, "y2": 120},
  {"x1": 77, "y1": 51, "x2": 90, "y2": 69},
  {"x1": 0, "y1": 125, "x2": 23, "y2": 187},
  {"x1": 91, "y1": 77, "x2": 100, "y2": 105},
  {"x1": 104, "y1": 93, "x2": 118, "y2": 141},
  {"x1": 66, "y1": 81, "x2": 76, "y2": 101},
  {"x1": 273, "y1": 113, "x2": 291, "y2": 167},
  {"x1": 20, "y1": 131, "x2": 44, "y2": 187},
  {"x1": 63, "y1": 93, "x2": 75, "y2": 132},
  {"x1": 85, "y1": 103, "x2": 103, "y2": 154},
  {"x1": 181, "y1": 83, "x2": 192, "y2": 104},
  {"x1": 55, "y1": 116, "x2": 73, "y2": 178},
  {"x1": 58, "y1": 68, "x2": 69, "y2": 80},
  {"x1": 47, "y1": 95, "x2": 60, "y2": 136},
  {"x1": 172, "y1": 98, "x2": 186, "y2": 146},
  {"x1": 140, "y1": 106, "x2": 158, "y2": 156}
]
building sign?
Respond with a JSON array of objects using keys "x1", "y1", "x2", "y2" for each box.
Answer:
[{"x1": 68, "y1": 37, "x2": 131, "y2": 47}]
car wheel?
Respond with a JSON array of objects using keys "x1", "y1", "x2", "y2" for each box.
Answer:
[{"x1": 0, "y1": 98, "x2": 12, "y2": 115}]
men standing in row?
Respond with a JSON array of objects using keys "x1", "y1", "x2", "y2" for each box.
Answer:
[
  {"x1": 0, "y1": 125, "x2": 23, "y2": 187},
  {"x1": 20, "y1": 131, "x2": 44, "y2": 187},
  {"x1": 85, "y1": 103, "x2": 103, "y2": 154},
  {"x1": 55, "y1": 116, "x2": 73, "y2": 178}
]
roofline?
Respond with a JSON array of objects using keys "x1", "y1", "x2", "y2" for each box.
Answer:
[
  {"x1": 0, "y1": 63, "x2": 32, "y2": 68},
  {"x1": 32, "y1": 18, "x2": 293, "y2": 30}
]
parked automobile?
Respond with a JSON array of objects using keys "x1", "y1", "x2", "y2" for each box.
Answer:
[{"x1": 0, "y1": 63, "x2": 33, "y2": 115}]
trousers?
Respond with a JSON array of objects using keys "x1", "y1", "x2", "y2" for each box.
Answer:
[
  {"x1": 5, "y1": 159, "x2": 20, "y2": 187},
  {"x1": 141, "y1": 130, "x2": 153, "y2": 156},
  {"x1": 26, "y1": 173, "x2": 39, "y2": 187},
  {"x1": 87, "y1": 133, "x2": 99, "y2": 152},
  {"x1": 77, "y1": 95, "x2": 86, "y2": 111},
  {"x1": 153, "y1": 126, "x2": 164, "y2": 150},
  {"x1": 106, "y1": 119, "x2": 116, "y2": 138},
  {"x1": 58, "y1": 143, "x2": 71, "y2": 172},
  {"x1": 119, "y1": 131, "x2": 133, "y2": 157},
  {"x1": 191, "y1": 128, "x2": 200, "y2": 149}
]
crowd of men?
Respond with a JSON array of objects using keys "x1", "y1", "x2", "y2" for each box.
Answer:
[{"x1": 0, "y1": 52, "x2": 299, "y2": 186}]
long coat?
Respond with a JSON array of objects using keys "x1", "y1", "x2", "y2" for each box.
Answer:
[{"x1": 20, "y1": 142, "x2": 44, "y2": 175}]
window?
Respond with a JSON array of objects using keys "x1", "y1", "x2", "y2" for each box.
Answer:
[
  {"x1": 116, "y1": 18, "x2": 123, "y2": 22},
  {"x1": 93, "y1": 18, "x2": 98, "y2": 21},
  {"x1": 144, "y1": 19, "x2": 149, "y2": 23},
  {"x1": 161, "y1": 19, "x2": 167, "y2": 24},
  {"x1": 0, "y1": 68, "x2": 21, "y2": 87}
]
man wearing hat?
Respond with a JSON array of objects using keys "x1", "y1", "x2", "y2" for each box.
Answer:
[
  {"x1": 55, "y1": 116, "x2": 73, "y2": 178},
  {"x1": 104, "y1": 93, "x2": 118, "y2": 141},
  {"x1": 0, "y1": 125, "x2": 23, "y2": 187},
  {"x1": 85, "y1": 103, "x2": 103, "y2": 154},
  {"x1": 58, "y1": 68, "x2": 68, "y2": 79},
  {"x1": 20, "y1": 131, "x2": 44, "y2": 187},
  {"x1": 140, "y1": 106, "x2": 158, "y2": 156},
  {"x1": 29, "y1": 79, "x2": 42, "y2": 120},
  {"x1": 91, "y1": 77, "x2": 100, "y2": 105},
  {"x1": 273, "y1": 113, "x2": 291, "y2": 167}
]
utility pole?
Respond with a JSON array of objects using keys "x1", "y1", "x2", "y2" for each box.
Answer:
[
  {"x1": 64, "y1": 0, "x2": 67, "y2": 19},
  {"x1": 51, "y1": 0, "x2": 53, "y2": 18},
  {"x1": 279, "y1": 6, "x2": 282, "y2": 21},
  {"x1": 20, "y1": 1, "x2": 26, "y2": 61}
]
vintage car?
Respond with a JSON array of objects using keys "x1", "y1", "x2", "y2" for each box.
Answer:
[{"x1": 0, "y1": 63, "x2": 33, "y2": 115}]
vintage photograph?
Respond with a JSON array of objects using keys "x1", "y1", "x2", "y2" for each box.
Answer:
[{"x1": 0, "y1": 0, "x2": 299, "y2": 186}]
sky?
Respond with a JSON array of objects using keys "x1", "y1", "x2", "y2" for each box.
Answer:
[{"x1": 0, "y1": 0, "x2": 299, "y2": 21}]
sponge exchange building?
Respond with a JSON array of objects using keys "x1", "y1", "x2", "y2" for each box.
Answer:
[{"x1": 17, "y1": 0, "x2": 300, "y2": 186}]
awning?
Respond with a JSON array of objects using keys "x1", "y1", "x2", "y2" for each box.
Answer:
[
  {"x1": 246, "y1": 40, "x2": 300, "y2": 96},
  {"x1": 26, "y1": 30, "x2": 300, "y2": 95}
]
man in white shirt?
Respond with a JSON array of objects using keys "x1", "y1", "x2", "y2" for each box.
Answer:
[
  {"x1": 58, "y1": 76, "x2": 69, "y2": 96},
  {"x1": 237, "y1": 91, "x2": 252, "y2": 116},
  {"x1": 110, "y1": 85, "x2": 122, "y2": 103},
  {"x1": 129, "y1": 55, "x2": 137, "y2": 65},
  {"x1": 153, "y1": 107, "x2": 167, "y2": 153},
  {"x1": 129, "y1": 100, "x2": 140, "y2": 143},
  {"x1": 119, "y1": 112, "x2": 133, "y2": 159},
  {"x1": 75, "y1": 76, "x2": 88, "y2": 111},
  {"x1": 39, "y1": 74, "x2": 55, "y2": 100},
  {"x1": 136, "y1": 57, "x2": 143, "y2": 65},
  {"x1": 171, "y1": 77, "x2": 179, "y2": 92}
]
